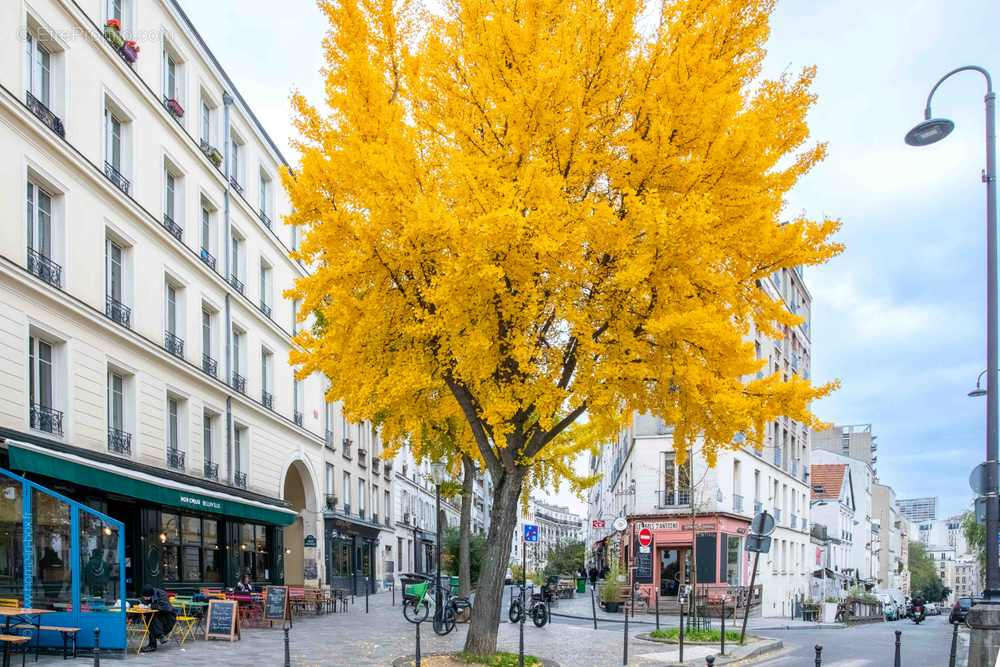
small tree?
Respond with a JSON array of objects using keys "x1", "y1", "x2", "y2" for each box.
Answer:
[
  {"x1": 442, "y1": 525, "x2": 487, "y2": 585},
  {"x1": 543, "y1": 540, "x2": 586, "y2": 579}
]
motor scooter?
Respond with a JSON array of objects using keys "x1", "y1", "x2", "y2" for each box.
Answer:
[{"x1": 912, "y1": 601, "x2": 925, "y2": 624}]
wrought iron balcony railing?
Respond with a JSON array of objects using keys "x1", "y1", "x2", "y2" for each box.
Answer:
[
  {"x1": 229, "y1": 273, "x2": 245, "y2": 294},
  {"x1": 229, "y1": 176, "x2": 243, "y2": 194},
  {"x1": 104, "y1": 161, "x2": 130, "y2": 195},
  {"x1": 202, "y1": 354, "x2": 217, "y2": 377},
  {"x1": 167, "y1": 448, "x2": 185, "y2": 470},
  {"x1": 164, "y1": 331, "x2": 184, "y2": 358},
  {"x1": 294, "y1": 411, "x2": 304, "y2": 427},
  {"x1": 26, "y1": 91, "x2": 65, "y2": 137},
  {"x1": 259, "y1": 301, "x2": 272, "y2": 318},
  {"x1": 200, "y1": 247, "x2": 217, "y2": 270},
  {"x1": 204, "y1": 461, "x2": 219, "y2": 481},
  {"x1": 234, "y1": 470, "x2": 248, "y2": 489},
  {"x1": 231, "y1": 372, "x2": 247, "y2": 395},
  {"x1": 105, "y1": 295, "x2": 131, "y2": 328},
  {"x1": 325, "y1": 494, "x2": 338, "y2": 510},
  {"x1": 31, "y1": 403, "x2": 63, "y2": 436},
  {"x1": 655, "y1": 490, "x2": 691, "y2": 508},
  {"x1": 27, "y1": 248, "x2": 62, "y2": 289},
  {"x1": 161, "y1": 214, "x2": 183, "y2": 241},
  {"x1": 262, "y1": 391, "x2": 274, "y2": 410},
  {"x1": 108, "y1": 427, "x2": 132, "y2": 455},
  {"x1": 259, "y1": 210, "x2": 271, "y2": 229}
]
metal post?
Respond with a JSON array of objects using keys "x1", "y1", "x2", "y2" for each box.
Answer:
[
  {"x1": 415, "y1": 622, "x2": 421, "y2": 667},
  {"x1": 740, "y1": 551, "x2": 760, "y2": 644},
  {"x1": 519, "y1": 536, "x2": 525, "y2": 667},
  {"x1": 950, "y1": 619, "x2": 959, "y2": 667},
  {"x1": 706, "y1": 656, "x2": 715, "y2": 666},
  {"x1": 284, "y1": 626, "x2": 291, "y2": 667},
  {"x1": 630, "y1": 521, "x2": 636, "y2": 619},
  {"x1": 679, "y1": 595, "x2": 686, "y2": 663},
  {"x1": 92, "y1": 628, "x2": 100, "y2": 667},
  {"x1": 655, "y1": 589, "x2": 660, "y2": 631},
  {"x1": 986, "y1": 77, "x2": 1000, "y2": 602},
  {"x1": 721, "y1": 597, "x2": 726, "y2": 655},
  {"x1": 894, "y1": 629, "x2": 902, "y2": 667},
  {"x1": 392, "y1": 579, "x2": 396, "y2": 607},
  {"x1": 435, "y1": 484, "x2": 442, "y2": 623},
  {"x1": 815, "y1": 644, "x2": 823, "y2": 667},
  {"x1": 591, "y1": 584, "x2": 599, "y2": 630},
  {"x1": 623, "y1": 592, "x2": 629, "y2": 666},
  {"x1": 366, "y1": 569, "x2": 370, "y2": 613}
]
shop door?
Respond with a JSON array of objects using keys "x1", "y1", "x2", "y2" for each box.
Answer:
[
  {"x1": 660, "y1": 549, "x2": 680, "y2": 596},
  {"x1": 139, "y1": 508, "x2": 162, "y2": 591}
]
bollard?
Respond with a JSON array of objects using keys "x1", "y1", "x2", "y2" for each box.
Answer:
[
  {"x1": 366, "y1": 578, "x2": 370, "y2": 614},
  {"x1": 392, "y1": 580, "x2": 396, "y2": 607},
  {"x1": 894, "y1": 629, "x2": 901, "y2": 667},
  {"x1": 949, "y1": 620, "x2": 959, "y2": 667},
  {"x1": 415, "y1": 622, "x2": 421, "y2": 667},
  {"x1": 591, "y1": 585, "x2": 598, "y2": 630},
  {"x1": 706, "y1": 656, "x2": 715, "y2": 666},
  {"x1": 815, "y1": 644, "x2": 822, "y2": 667},
  {"x1": 623, "y1": 598, "x2": 629, "y2": 666},
  {"x1": 721, "y1": 598, "x2": 726, "y2": 655},
  {"x1": 655, "y1": 590, "x2": 660, "y2": 631},
  {"x1": 284, "y1": 626, "x2": 291, "y2": 667},
  {"x1": 93, "y1": 627, "x2": 100, "y2": 667},
  {"x1": 679, "y1": 598, "x2": 686, "y2": 663}
]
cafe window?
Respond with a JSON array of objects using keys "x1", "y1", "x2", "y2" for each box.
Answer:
[
  {"x1": 161, "y1": 512, "x2": 221, "y2": 582},
  {"x1": 81, "y1": 510, "x2": 121, "y2": 608},
  {"x1": 330, "y1": 536, "x2": 352, "y2": 577},
  {"x1": 725, "y1": 535, "x2": 741, "y2": 585},
  {"x1": 240, "y1": 523, "x2": 270, "y2": 580}
]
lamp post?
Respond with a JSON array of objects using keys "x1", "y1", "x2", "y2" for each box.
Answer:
[
  {"x1": 971, "y1": 369, "x2": 989, "y2": 398},
  {"x1": 430, "y1": 461, "x2": 448, "y2": 616},
  {"x1": 907, "y1": 65, "x2": 998, "y2": 661}
]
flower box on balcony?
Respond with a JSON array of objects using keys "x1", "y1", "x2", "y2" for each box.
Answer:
[
  {"x1": 199, "y1": 140, "x2": 223, "y2": 167},
  {"x1": 104, "y1": 24, "x2": 125, "y2": 50},
  {"x1": 165, "y1": 97, "x2": 184, "y2": 119},
  {"x1": 120, "y1": 41, "x2": 140, "y2": 64}
]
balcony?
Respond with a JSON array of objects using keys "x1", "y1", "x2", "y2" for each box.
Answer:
[
  {"x1": 26, "y1": 91, "x2": 65, "y2": 138},
  {"x1": 107, "y1": 427, "x2": 131, "y2": 455},
  {"x1": 27, "y1": 248, "x2": 62, "y2": 289},
  {"x1": 325, "y1": 494, "x2": 338, "y2": 510},
  {"x1": 262, "y1": 391, "x2": 274, "y2": 410},
  {"x1": 294, "y1": 411, "x2": 304, "y2": 427},
  {"x1": 357, "y1": 508, "x2": 366, "y2": 521},
  {"x1": 384, "y1": 460, "x2": 392, "y2": 479},
  {"x1": 229, "y1": 273, "x2": 245, "y2": 294},
  {"x1": 163, "y1": 96, "x2": 184, "y2": 120},
  {"x1": 357, "y1": 448, "x2": 368, "y2": 467},
  {"x1": 372, "y1": 457, "x2": 381, "y2": 474},
  {"x1": 199, "y1": 140, "x2": 223, "y2": 168},
  {"x1": 104, "y1": 161, "x2": 130, "y2": 195},
  {"x1": 342, "y1": 438, "x2": 353, "y2": 459},
  {"x1": 372, "y1": 512, "x2": 379, "y2": 524},
  {"x1": 655, "y1": 490, "x2": 691, "y2": 508},
  {"x1": 167, "y1": 448, "x2": 185, "y2": 471},
  {"x1": 259, "y1": 210, "x2": 272, "y2": 229},
  {"x1": 229, "y1": 176, "x2": 243, "y2": 195},
  {"x1": 199, "y1": 247, "x2": 217, "y2": 271},
  {"x1": 204, "y1": 461, "x2": 219, "y2": 481},
  {"x1": 403, "y1": 512, "x2": 411, "y2": 525},
  {"x1": 234, "y1": 471, "x2": 247, "y2": 489},
  {"x1": 202, "y1": 354, "x2": 218, "y2": 378},
  {"x1": 161, "y1": 214, "x2": 183, "y2": 242},
  {"x1": 325, "y1": 430, "x2": 335, "y2": 450},
  {"x1": 105, "y1": 295, "x2": 131, "y2": 328},
  {"x1": 733, "y1": 494, "x2": 744, "y2": 513},
  {"x1": 259, "y1": 300, "x2": 272, "y2": 319},
  {"x1": 164, "y1": 331, "x2": 184, "y2": 359},
  {"x1": 344, "y1": 504, "x2": 352, "y2": 517},
  {"x1": 231, "y1": 372, "x2": 247, "y2": 394}
]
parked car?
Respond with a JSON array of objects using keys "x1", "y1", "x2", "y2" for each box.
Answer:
[
  {"x1": 950, "y1": 597, "x2": 973, "y2": 624},
  {"x1": 926, "y1": 602, "x2": 940, "y2": 616}
]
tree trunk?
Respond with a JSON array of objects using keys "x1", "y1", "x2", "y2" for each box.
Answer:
[
  {"x1": 463, "y1": 465, "x2": 526, "y2": 656},
  {"x1": 459, "y1": 454, "x2": 475, "y2": 597}
]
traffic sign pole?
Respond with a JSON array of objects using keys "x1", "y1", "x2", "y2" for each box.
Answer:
[{"x1": 740, "y1": 551, "x2": 760, "y2": 645}]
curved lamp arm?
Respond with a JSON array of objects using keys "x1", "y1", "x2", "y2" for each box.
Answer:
[{"x1": 924, "y1": 66, "x2": 994, "y2": 119}]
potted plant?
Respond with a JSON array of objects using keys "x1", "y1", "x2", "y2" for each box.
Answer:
[
  {"x1": 165, "y1": 97, "x2": 184, "y2": 118},
  {"x1": 104, "y1": 19, "x2": 124, "y2": 49},
  {"x1": 600, "y1": 565, "x2": 623, "y2": 613},
  {"x1": 120, "y1": 40, "x2": 140, "y2": 64}
]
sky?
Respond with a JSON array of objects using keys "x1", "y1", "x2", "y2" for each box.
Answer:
[{"x1": 179, "y1": 0, "x2": 1000, "y2": 520}]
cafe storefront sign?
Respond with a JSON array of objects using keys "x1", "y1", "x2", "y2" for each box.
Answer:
[{"x1": 179, "y1": 494, "x2": 224, "y2": 512}]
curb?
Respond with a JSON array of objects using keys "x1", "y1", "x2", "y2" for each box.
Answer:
[
  {"x1": 392, "y1": 654, "x2": 560, "y2": 667},
  {"x1": 750, "y1": 623, "x2": 845, "y2": 631},
  {"x1": 635, "y1": 632, "x2": 763, "y2": 646}
]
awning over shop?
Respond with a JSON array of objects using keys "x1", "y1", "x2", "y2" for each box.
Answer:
[{"x1": 8, "y1": 440, "x2": 297, "y2": 526}]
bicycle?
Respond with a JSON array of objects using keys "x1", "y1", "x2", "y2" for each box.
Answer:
[
  {"x1": 402, "y1": 574, "x2": 471, "y2": 636},
  {"x1": 507, "y1": 582, "x2": 549, "y2": 628}
]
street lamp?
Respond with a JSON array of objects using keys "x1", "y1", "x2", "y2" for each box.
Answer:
[
  {"x1": 429, "y1": 461, "x2": 448, "y2": 615},
  {"x1": 906, "y1": 66, "x2": 999, "y2": 644},
  {"x1": 971, "y1": 369, "x2": 989, "y2": 398}
]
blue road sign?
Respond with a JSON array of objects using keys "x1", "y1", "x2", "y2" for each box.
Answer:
[{"x1": 523, "y1": 524, "x2": 539, "y2": 543}]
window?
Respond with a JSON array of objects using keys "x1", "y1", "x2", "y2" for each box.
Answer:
[
  {"x1": 294, "y1": 380, "x2": 303, "y2": 425},
  {"x1": 259, "y1": 260, "x2": 272, "y2": 316},
  {"x1": 325, "y1": 464, "x2": 335, "y2": 497},
  {"x1": 240, "y1": 524, "x2": 269, "y2": 580},
  {"x1": 164, "y1": 278, "x2": 184, "y2": 358},
  {"x1": 359, "y1": 479, "x2": 366, "y2": 516},
  {"x1": 201, "y1": 307, "x2": 216, "y2": 375},
  {"x1": 164, "y1": 51, "x2": 177, "y2": 100},
  {"x1": 343, "y1": 471, "x2": 351, "y2": 510},
  {"x1": 107, "y1": 372, "x2": 124, "y2": 432},
  {"x1": 231, "y1": 325, "x2": 246, "y2": 392},
  {"x1": 165, "y1": 169, "x2": 177, "y2": 226},
  {"x1": 229, "y1": 231, "x2": 244, "y2": 292},
  {"x1": 261, "y1": 348, "x2": 273, "y2": 408},
  {"x1": 203, "y1": 411, "x2": 215, "y2": 467},
  {"x1": 385, "y1": 490, "x2": 391, "y2": 522},
  {"x1": 103, "y1": 103, "x2": 130, "y2": 193},
  {"x1": 161, "y1": 514, "x2": 220, "y2": 583},
  {"x1": 234, "y1": 424, "x2": 249, "y2": 486},
  {"x1": 229, "y1": 131, "x2": 244, "y2": 191},
  {"x1": 661, "y1": 453, "x2": 690, "y2": 506},
  {"x1": 105, "y1": 236, "x2": 131, "y2": 327},
  {"x1": 29, "y1": 334, "x2": 61, "y2": 435},
  {"x1": 167, "y1": 397, "x2": 180, "y2": 449},
  {"x1": 26, "y1": 180, "x2": 61, "y2": 288},
  {"x1": 201, "y1": 98, "x2": 211, "y2": 144},
  {"x1": 259, "y1": 170, "x2": 272, "y2": 224}
]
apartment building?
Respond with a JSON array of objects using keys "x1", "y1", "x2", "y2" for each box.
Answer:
[
  {"x1": 0, "y1": 0, "x2": 390, "y2": 597},
  {"x1": 813, "y1": 424, "x2": 878, "y2": 474},
  {"x1": 585, "y1": 265, "x2": 815, "y2": 617},
  {"x1": 812, "y1": 449, "x2": 877, "y2": 587},
  {"x1": 898, "y1": 496, "x2": 938, "y2": 523},
  {"x1": 510, "y1": 499, "x2": 584, "y2": 573}
]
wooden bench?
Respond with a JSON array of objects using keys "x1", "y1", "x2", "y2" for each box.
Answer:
[
  {"x1": 0, "y1": 633, "x2": 31, "y2": 667},
  {"x1": 14, "y1": 625, "x2": 79, "y2": 659}
]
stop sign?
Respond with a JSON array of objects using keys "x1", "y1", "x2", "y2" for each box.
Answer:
[{"x1": 638, "y1": 527, "x2": 653, "y2": 547}]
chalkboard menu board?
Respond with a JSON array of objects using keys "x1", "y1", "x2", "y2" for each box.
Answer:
[
  {"x1": 205, "y1": 599, "x2": 240, "y2": 641},
  {"x1": 635, "y1": 548, "x2": 653, "y2": 583},
  {"x1": 265, "y1": 586, "x2": 289, "y2": 624}
]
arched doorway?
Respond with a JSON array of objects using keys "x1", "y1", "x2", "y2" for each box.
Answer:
[{"x1": 282, "y1": 460, "x2": 316, "y2": 586}]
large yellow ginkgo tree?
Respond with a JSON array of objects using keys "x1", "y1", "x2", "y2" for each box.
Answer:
[{"x1": 284, "y1": 0, "x2": 841, "y2": 654}]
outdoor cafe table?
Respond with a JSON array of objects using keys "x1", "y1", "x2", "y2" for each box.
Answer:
[
  {"x1": 123, "y1": 607, "x2": 157, "y2": 656},
  {"x1": 0, "y1": 608, "x2": 54, "y2": 664}
]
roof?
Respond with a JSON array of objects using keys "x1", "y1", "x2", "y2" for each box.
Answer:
[{"x1": 811, "y1": 464, "x2": 848, "y2": 500}]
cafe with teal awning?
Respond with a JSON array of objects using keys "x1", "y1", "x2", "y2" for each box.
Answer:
[{"x1": 3, "y1": 437, "x2": 297, "y2": 604}]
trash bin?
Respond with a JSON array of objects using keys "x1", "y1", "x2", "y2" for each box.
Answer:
[
  {"x1": 576, "y1": 577, "x2": 587, "y2": 594},
  {"x1": 450, "y1": 576, "x2": 460, "y2": 595}
]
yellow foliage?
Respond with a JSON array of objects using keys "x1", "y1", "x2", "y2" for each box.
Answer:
[{"x1": 284, "y1": 0, "x2": 841, "y2": 489}]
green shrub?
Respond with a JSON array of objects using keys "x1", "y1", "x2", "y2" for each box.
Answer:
[{"x1": 649, "y1": 628, "x2": 742, "y2": 642}]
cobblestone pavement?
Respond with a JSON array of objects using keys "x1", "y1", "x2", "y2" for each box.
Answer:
[{"x1": 28, "y1": 590, "x2": 758, "y2": 666}]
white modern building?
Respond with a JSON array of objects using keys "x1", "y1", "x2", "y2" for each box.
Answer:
[
  {"x1": 0, "y1": 0, "x2": 394, "y2": 597},
  {"x1": 812, "y1": 449, "x2": 877, "y2": 587},
  {"x1": 898, "y1": 496, "x2": 938, "y2": 523}
]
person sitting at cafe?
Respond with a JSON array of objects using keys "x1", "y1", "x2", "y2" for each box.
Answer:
[
  {"x1": 139, "y1": 585, "x2": 176, "y2": 652},
  {"x1": 235, "y1": 573, "x2": 255, "y2": 594}
]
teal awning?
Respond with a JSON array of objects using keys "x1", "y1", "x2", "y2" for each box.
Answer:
[{"x1": 8, "y1": 442, "x2": 296, "y2": 526}]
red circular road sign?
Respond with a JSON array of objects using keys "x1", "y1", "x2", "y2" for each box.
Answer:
[{"x1": 638, "y1": 527, "x2": 653, "y2": 547}]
